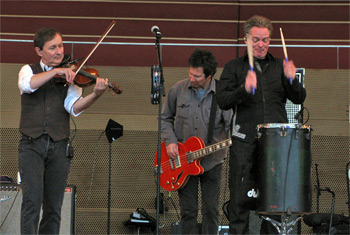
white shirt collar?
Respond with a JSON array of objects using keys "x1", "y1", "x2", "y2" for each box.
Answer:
[{"x1": 40, "y1": 60, "x2": 53, "y2": 71}]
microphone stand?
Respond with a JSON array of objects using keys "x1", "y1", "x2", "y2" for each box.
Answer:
[
  {"x1": 294, "y1": 69, "x2": 305, "y2": 126},
  {"x1": 107, "y1": 142, "x2": 112, "y2": 235},
  {"x1": 299, "y1": 70, "x2": 305, "y2": 124},
  {"x1": 313, "y1": 163, "x2": 336, "y2": 235},
  {"x1": 105, "y1": 120, "x2": 123, "y2": 235},
  {"x1": 153, "y1": 31, "x2": 164, "y2": 235},
  {"x1": 346, "y1": 161, "x2": 350, "y2": 224}
]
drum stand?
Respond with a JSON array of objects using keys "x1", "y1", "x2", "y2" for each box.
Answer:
[{"x1": 261, "y1": 212, "x2": 303, "y2": 235}]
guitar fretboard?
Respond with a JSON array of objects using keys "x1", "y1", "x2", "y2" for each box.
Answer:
[{"x1": 187, "y1": 138, "x2": 232, "y2": 162}]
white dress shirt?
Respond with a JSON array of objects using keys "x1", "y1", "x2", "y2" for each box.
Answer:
[{"x1": 18, "y1": 60, "x2": 83, "y2": 117}]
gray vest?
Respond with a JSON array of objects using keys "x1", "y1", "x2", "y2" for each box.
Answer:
[{"x1": 19, "y1": 63, "x2": 70, "y2": 141}]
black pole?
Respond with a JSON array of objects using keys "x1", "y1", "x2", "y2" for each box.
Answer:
[
  {"x1": 154, "y1": 34, "x2": 163, "y2": 235},
  {"x1": 107, "y1": 142, "x2": 112, "y2": 234},
  {"x1": 346, "y1": 161, "x2": 350, "y2": 223},
  {"x1": 236, "y1": 0, "x2": 241, "y2": 58},
  {"x1": 300, "y1": 70, "x2": 305, "y2": 124},
  {"x1": 156, "y1": 91, "x2": 162, "y2": 235},
  {"x1": 104, "y1": 119, "x2": 123, "y2": 235}
]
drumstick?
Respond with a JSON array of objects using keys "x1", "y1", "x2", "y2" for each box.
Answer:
[
  {"x1": 280, "y1": 28, "x2": 292, "y2": 84},
  {"x1": 246, "y1": 36, "x2": 255, "y2": 95}
]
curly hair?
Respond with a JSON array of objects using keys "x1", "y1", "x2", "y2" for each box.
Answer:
[
  {"x1": 188, "y1": 48, "x2": 218, "y2": 78},
  {"x1": 244, "y1": 15, "x2": 273, "y2": 37}
]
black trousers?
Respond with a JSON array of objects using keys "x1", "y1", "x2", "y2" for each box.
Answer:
[
  {"x1": 228, "y1": 137, "x2": 278, "y2": 234},
  {"x1": 178, "y1": 163, "x2": 223, "y2": 235},
  {"x1": 18, "y1": 134, "x2": 71, "y2": 234}
]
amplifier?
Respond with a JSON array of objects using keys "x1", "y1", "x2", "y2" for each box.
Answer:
[{"x1": 0, "y1": 184, "x2": 76, "y2": 234}]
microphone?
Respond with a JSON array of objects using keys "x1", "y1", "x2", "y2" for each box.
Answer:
[{"x1": 151, "y1": 26, "x2": 162, "y2": 38}]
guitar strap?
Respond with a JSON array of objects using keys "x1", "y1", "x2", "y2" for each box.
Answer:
[{"x1": 207, "y1": 80, "x2": 217, "y2": 144}]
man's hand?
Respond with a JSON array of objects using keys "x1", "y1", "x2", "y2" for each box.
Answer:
[
  {"x1": 53, "y1": 67, "x2": 76, "y2": 84},
  {"x1": 283, "y1": 59, "x2": 296, "y2": 80},
  {"x1": 166, "y1": 143, "x2": 179, "y2": 159},
  {"x1": 93, "y1": 77, "x2": 109, "y2": 98},
  {"x1": 72, "y1": 77, "x2": 109, "y2": 114},
  {"x1": 245, "y1": 70, "x2": 257, "y2": 93}
]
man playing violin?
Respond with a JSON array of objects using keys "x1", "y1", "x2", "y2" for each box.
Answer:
[{"x1": 18, "y1": 28, "x2": 108, "y2": 234}]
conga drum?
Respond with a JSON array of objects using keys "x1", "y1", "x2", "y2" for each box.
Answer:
[{"x1": 256, "y1": 123, "x2": 312, "y2": 215}]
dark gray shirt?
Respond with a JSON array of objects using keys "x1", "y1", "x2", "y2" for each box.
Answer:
[{"x1": 161, "y1": 78, "x2": 232, "y2": 171}]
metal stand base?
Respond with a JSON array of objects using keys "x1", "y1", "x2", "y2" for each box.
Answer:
[{"x1": 261, "y1": 214, "x2": 303, "y2": 235}]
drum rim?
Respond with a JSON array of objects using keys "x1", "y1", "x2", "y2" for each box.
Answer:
[{"x1": 257, "y1": 123, "x2": 311, "y2": 129}]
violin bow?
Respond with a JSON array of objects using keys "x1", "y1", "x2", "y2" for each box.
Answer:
[
  {"x1": 280, "y1": 28, "x2": 293, "y2": 84},
  {"x1": 75, "y1": 20, "x2": 116, "y2": 74}
]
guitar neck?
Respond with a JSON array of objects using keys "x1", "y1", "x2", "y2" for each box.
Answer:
[{"x1": 189, "y1": 138, "x2": 232, "y2": 161}]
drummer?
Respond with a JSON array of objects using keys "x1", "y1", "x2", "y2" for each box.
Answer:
[{"x1": 216, "y1": 15, "x2": 306, "y2": 234}]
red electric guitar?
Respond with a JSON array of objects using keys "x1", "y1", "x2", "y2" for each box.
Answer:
[{"x1": 154, "y1": 136, "x2": 232, "y2": 191}]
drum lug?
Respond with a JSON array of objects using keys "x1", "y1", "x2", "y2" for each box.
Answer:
[
  {"x1": 305, "y1": 132, "x2": 311, "y2": 140},
  {"x1": 295, "y1": 128, "x2": 299, "y2": 139},
  {"x1": 305, "y1": 126, "x2": 313, "y2": 140},
  {"x1": 256, "y1": 126, "x2": 262, "y2": 138},
  {"x1": 280, "y1": 126, "x2": 287, "y2": 137},
  {"x1": 257, "y1": 131, "x2": 262, "y2": 139}
]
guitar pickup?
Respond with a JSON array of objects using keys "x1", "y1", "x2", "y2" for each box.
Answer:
[{"x1": 169, "y1": 156, "x2": 181, "y2": 170}]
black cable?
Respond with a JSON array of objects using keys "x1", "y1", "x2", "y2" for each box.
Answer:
[
  {"x1": 167, "y1": 194, "x2": 181, "y2": 221},
  {"x1": 302, "y1": 107, "x2": 310, "y2": 125},
  {"x1": 315, "y1": 163, "x2": 321, "y2": 213},
  {"x1": 328, "y1": 189, "x2": 335, "y2": 235},
  {"x1": 81, "y1": 131, "x2": 105, "y2": 224},
  {"x1": 313, "y1": 165, "x2": 337, "y2": 235},
  {"x1": 0, "y1": 190, "x2": 20, "y2": 229},
  {"x1": 68, "y1": 89, "x2": 84, "y2": 144},
  {"x1": 282, "y1": 128, "x2": 295, "y2": 216}
]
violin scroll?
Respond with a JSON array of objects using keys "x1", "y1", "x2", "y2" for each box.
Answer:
[
  {"x1": 109, "y1": 81, "x2": 122, "y2": 94},
  {"x1": 74, "y1": 67, "x2": 122, "y2": 95}
]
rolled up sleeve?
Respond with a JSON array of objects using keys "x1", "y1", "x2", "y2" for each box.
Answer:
[
  {"x1": 18, "y1": 65, "x2": 38, "y2": 94},
  {"x1": 64, "y1": 84, "x2": 83, "y2": 117}
]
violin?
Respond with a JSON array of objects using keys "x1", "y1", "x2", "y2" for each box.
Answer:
[
  {"x1": 56, "y1": 55, "x2": 122, "y2": 94},
  {"x1": 53, "y1": 20, "x2": 122, "y2": 94}
]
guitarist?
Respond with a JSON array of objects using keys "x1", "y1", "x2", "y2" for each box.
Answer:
[{"x1": 161, "y1": 48, "x2": 232, "y2": 234}]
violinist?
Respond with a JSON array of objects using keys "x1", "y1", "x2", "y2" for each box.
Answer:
[{"x1": 17, "y1": 27, "x2": 109, "y2": 234}]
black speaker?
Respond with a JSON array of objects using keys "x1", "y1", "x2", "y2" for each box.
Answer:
[{"x1": 0, "y1": 184, "x2": 76, "y2": 234}]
